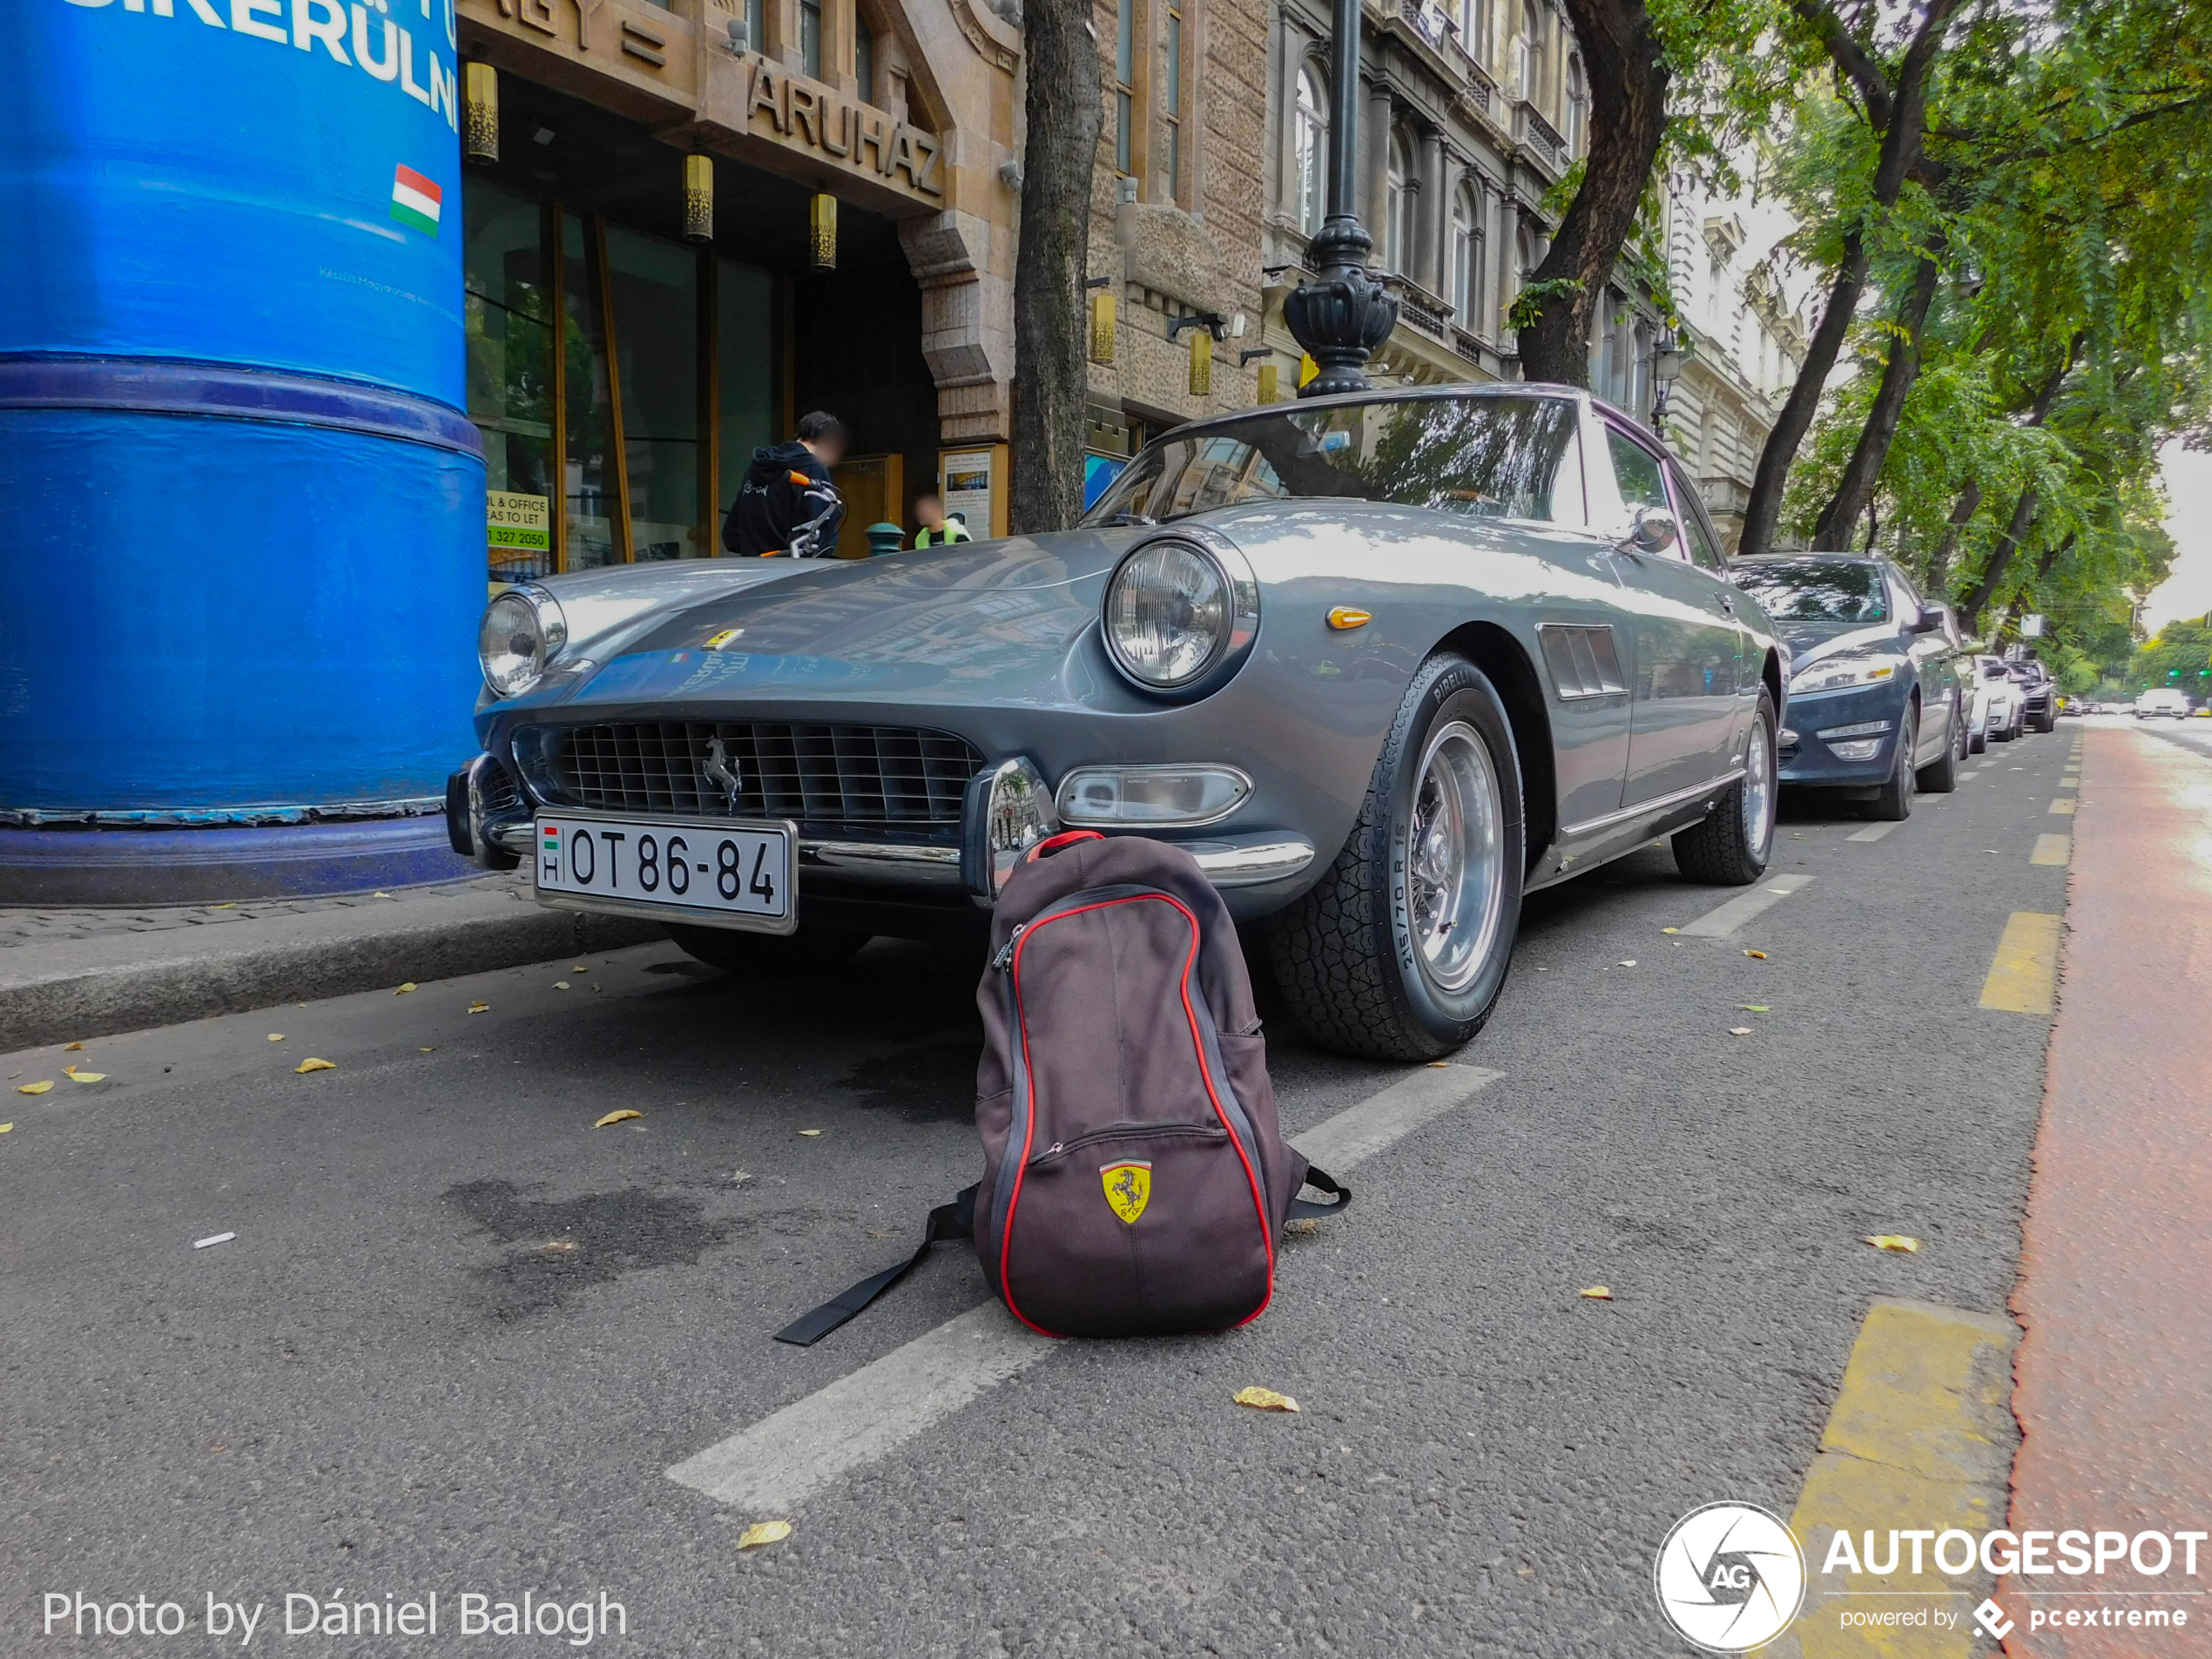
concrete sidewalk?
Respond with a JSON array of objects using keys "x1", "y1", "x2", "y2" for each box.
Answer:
[
  {"x1": 0, "y1": 873, "x2": 659, "y2": 1049},
  {"x1": 2003, "y1": 725, "x2": 2212, "y2": 1655}
]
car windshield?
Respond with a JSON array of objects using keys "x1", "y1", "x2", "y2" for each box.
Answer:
[
  {"x1": 1081, "y1": 394, "x2": 1583, "y2": 527},
  {"x1": 1730, "y1": 559, "x2": 1889, "y2": 624}
]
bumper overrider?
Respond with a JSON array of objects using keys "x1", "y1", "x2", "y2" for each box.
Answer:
[
  {"x1": 446, "y1": 748, "x2": 1317, "y2": 917},
  {"x1": 1774, "y1": 679, "x2": 1912, "y2": 786}
]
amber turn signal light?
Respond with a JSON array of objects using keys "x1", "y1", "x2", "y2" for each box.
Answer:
[{"x1": 1325, "y1": 607, "x2": 1372, "y2": 631}]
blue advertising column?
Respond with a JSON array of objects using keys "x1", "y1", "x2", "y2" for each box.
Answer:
[{"x1": 0, "y1": 0, "x2": 485, "y2": 903}]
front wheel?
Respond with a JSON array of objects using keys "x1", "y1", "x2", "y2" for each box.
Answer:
[
  {"x1": 1269, "y1": 654, "x2": 1525, "y2": 1062},
  {"x1": 1673, "y1": 691, "x2": 1778, "y2": 885},
  {"x1": 1871, "y1": 704, "x2": 1919, "y2": 820}
]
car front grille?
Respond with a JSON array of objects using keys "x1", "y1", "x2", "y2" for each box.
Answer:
[{"x1": 537, "y1": 721, "x2": 981, "y2": 832}]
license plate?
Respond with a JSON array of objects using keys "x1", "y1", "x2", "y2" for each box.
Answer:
[{"x1": 533, "y1": 813, "x2": 796, "y2": 934}]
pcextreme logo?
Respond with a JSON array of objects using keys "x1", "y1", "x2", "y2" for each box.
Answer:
[{"x1": 1654, "y1": 1502, "x2": 1807, "y2": 1652}]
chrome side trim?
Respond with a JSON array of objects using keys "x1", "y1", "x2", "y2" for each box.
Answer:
[
  {"x1": 1183, "y1": 839, "x2": 1317, "y2": 885},
  {"x1": 801, "y1": 840, "x2": 963, "y2": 887},
  {"x1": 1558, "y1": 768, "x2": 1744, "y2": 842}
]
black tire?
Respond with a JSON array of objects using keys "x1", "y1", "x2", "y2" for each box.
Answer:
[
  {"x1": 1269, "y1": 654, "x2": 1525, "y2": 1062},
  {"x1": 1968, "y1": 717, "x2": 1987, "y2": 755},
  {"x1": 1917, "y1": 695, "x2": 1963, "y2": 792},
  {"x1": 1871, "y1": 703, "x2": 1919, "y2": 820},
  {"x1": 1673, "y1": 690, "x2": 1778, "y2": 885},
  {"x1": 667, "y1": 922, "x2": 871, "y2": 976}
]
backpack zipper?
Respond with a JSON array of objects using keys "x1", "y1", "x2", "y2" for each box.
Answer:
[
  {"x1": 1028, "y1": 1121, "x2": 1229, "y2": 1166},
  {"x1": 990, "y1": 924, "x2": 1026, "y2": 973}
]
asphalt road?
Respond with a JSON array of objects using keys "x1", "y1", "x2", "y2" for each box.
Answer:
[{"x1": 2, "y1": 724, "x2": 2085, "y2": 1656}]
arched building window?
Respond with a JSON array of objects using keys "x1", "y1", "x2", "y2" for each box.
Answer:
[
  {"x1": 1519, "y1": 0, "x2": 1544, "y2": 104},
  {"x1": 1564, "y1": 54, "x2": 1587, "y2": 153},
  {"x1": 1452, "y1": 183, "x2": 1482, "y2": 327},
  {"x1": 1293, "y1": 64, "x2": 1327, "y2": 235},
  {"x1": 1386, "y1": 132, "x2": 1413, "y2": 273}
]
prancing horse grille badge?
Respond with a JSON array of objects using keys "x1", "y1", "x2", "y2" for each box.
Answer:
[{"x1": 701, "y1": 735, "x2": 743, "y2": 812}]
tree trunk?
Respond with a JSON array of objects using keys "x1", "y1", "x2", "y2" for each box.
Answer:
[
  {"x1": 1952, "y1": 349, "x2": 2077, "y2": 631},
  {"x1": 1810, "y1": 249, "x2": 1941, "y2": 548},
  {"x1": 1513, "y1": 0, "x2": 1669, "y2": 388},
  {"x1": 1737, "y1": 0, "x2": 1960, "y2": 556},
  {"x1": 1008, "y1": 0, "x2": 1105, "y2": 536},
  {"x1": 1928, "y1": 479, "x2": 1982, "y2": 589}
]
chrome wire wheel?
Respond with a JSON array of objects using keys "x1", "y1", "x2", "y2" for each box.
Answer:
[
  {"x1": 1741, "y1": 709, "x2": 1776, "y2": 861},
  {"x1": 1403, "y1": 720, "x2": 1506, "y2": 995}
]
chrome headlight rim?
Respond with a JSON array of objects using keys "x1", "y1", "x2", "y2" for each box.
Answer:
[
  {"x1": 1099, "y1": 534, "x2": 1260, "y2": 700},
  {"x1": 479, "y1": 584, "x2": 570, "y2": 700}
]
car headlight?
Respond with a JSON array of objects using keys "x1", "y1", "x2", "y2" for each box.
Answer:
[
  {"x1": 1102, "y1": 538, "x2": 1258, "y2": 692},
  {"x1": 478, "y1": 586, "x2": 569, "y2": 699},
  {"x1": 1791, "y1": 655, "x2": 1901, "y2": 696}
]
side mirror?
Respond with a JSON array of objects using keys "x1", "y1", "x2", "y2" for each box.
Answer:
[
  {"x1": 1907, "y1": 605, "x2": 1942, "y2": 635},
  {"x1": 1621, "y1": 505, "x2": 1678, "y2": 556}
]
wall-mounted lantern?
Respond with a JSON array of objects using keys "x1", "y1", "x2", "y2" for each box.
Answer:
[
  {"x1": 810, "y1": 193, "x2": 838, "y2": 270},
  {"x1": 1086, "y1": 276, "x2": 1116, "y2": 365},
  {"x1": 684, "y1": 154, "x2": 714, "y2": 242},
  {"x1": 462, "y1": 64, "x2": 499, "y2": 164}
]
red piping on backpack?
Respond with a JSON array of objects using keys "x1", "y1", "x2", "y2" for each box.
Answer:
[{"x1": 997, "y1": 894, "x2": 1274, "y2": 1336}]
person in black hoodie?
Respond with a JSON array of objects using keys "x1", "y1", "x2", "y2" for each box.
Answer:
[{"x1": 724, "y1": 410, "x2": 849, "y2": 557}]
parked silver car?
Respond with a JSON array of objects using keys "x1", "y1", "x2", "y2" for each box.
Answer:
[{"x1": 449, "y1": 386, "x2": 1789, "y2": 1061}]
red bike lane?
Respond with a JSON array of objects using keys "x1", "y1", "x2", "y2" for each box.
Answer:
[{"x1": 2005, "y1": 725, "x2": 2212, "y2": 1655}]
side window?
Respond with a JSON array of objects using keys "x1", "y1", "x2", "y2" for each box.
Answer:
[
  {"x1": 1664, "y1": 461, "x2": 1723, "y2": 572},
  {"x1": 1606, "y1": 426, "x2": 1669, "y2": 514}
]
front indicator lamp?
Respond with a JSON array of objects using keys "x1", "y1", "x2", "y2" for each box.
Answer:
[
  {"x1": 1792, "y1": 658, "x2": 1899, "y2": 695},
  {"x1": 1055, "y1": 765, "x2": 1253, "y2": 827}
]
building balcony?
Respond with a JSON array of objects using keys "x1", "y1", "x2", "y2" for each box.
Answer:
[{"x1": 1513, "y1": 100, "x2": 1567, "y2": 172}]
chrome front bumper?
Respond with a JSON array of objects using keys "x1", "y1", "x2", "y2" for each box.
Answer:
[{"x1": 448, "y1": 752, "x2": 1314, "y2": 902}]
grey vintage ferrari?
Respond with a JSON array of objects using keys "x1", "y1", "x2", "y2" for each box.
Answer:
[{"x1": 448, "y1": 385, "x2": 1788, "y2": 1062}]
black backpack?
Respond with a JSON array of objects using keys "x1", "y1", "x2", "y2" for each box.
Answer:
[{"x1": 778, "y1": 832, "x2": 1347, "y2": 1345}]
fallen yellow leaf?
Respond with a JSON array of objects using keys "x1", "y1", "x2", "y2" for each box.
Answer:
[
  {"x1": 211, "y1": 902, "x2": 236, "y2": 909},
  {"x1": 69, "y1": 1071, "x2": 107, "y2": 1083},
  {"x1": 1233, "y1": 1386, "x2": 1300, "y2": 1413},
  {"x1": 295, "y1": 1058, "x2": 337, "y2": 1074},
  {"x1": 1864, "y1": 1234, "x2": 1922, "y2": 1253},
  {"x1": 1661, "y1": 927, "x2": 1679, "y2": 934},
  {"x1": 267, "y1": 1034, "x2": 285, "y2": 1042},
  {"x1": 1579, "y1": 1285, "x2": 1613, "y2": 1299},
  {"x1": 63, "y1": 1064, "x2": 76, "y2": 1074},
  {"x1": 1618, "y1": 959, "x2": 1637, "y2": 967},
  {"x1": 1729, "y1": 1027, "x2": 1753, "y2": 1037},
  {"x1": 594, "y1": 1109, "x2": 643, "y2": 1129},
  {"x1": 1744, "y1": 949, "x2": 1768, "y2": 960},
  {"x1": 573, "y1": 964, "x2": 587, "y2": 973},
  {"x1": 738, "y1": 1521, "x2": 792, "y2": 1550},
  {"x1": 374, "y1": 891, "x2": 392, "y2": 898},
  {"x1": 468, "y1": 1001, "x2": 490, "y2": 1014},
  {"x1": 63, "y1": 1042, "x2": 84, "y2": 1051},
  {"x1": 0, "y1": 1123, "x2": 11, "y2": 1133},
  {"x1": 798, "y1": 1129, "x2": 824, "y2": 1136},
  {"x1": 395, "y1": 982, "x2": 417, "y2": 995},
  {"x1": 1427, "y1": 1061, "x2": 1450, "y2": 1068},
  {"x1": 553, "y1": 981, "x2": 571, "y2": 990},
  {"x1": 419, "y1": 1047, "x2": 435, "y2": 1053},
  {"x1": 1740, "y1": 1005, "x2": 1770, "y2": 1013},
  {"x1": 17, "y1": 1082, "x2": 53, "y2": 1096}
]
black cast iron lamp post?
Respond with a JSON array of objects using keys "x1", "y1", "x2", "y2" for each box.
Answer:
[{"x1": 1283, "y1": 0, "x2": 1399, "y2": 396}]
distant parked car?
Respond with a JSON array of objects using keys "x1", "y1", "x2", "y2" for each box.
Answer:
[
  {"x1": 2135, "y1": 688, "x2": 2191, "y2": 718},
  {"x1": 2008, "y1": 660, "x2": 2058, "y2": 732},
  {"x1": 1973, "y1": 657, "x2": 2023, "y2": 744},
  {"x1": 1730, "y1": 552, "x2": 1966, "y2": 819}
]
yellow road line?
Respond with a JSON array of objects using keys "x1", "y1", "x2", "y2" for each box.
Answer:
[
  {"x1": 2029, "y1": 833, "x2": 2071, "y2": 867},
  {"x1": 2047, "y1": 797, "x2": 2077, "y2": 815},
  {"x1": 1769, "y1": 1299, "x2": 2018, "y2": 1658},
  {"x1": 1981, "y1": 912, "x2": 2061, "y2": 1015}
]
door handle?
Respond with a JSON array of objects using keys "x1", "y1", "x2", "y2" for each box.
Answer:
[{"x1": 1715, "y1": 593, "x2": 1736, "y2": 614}]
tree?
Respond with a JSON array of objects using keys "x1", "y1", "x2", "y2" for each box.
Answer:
[
  {"x1": 2130, "y1": 619, "x2": 2212, "y2": 691},
  {"x1": 1008, "y1": 0, "x2": 1105, "y2": 536},
  {"x1": 1737, "y1": 0, "x2": 1962, "y2": 557}
]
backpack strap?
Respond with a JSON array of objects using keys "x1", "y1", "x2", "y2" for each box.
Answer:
[
  {"x1": 1285, "y1": 1164, "x2": 1352, "y2": 1221},
  {"x1": 774, "y1": 1184, "x2": 977, "y2": 1346}
]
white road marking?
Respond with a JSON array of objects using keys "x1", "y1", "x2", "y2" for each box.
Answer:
[
  {"x1": 1846, "y1": 821, "x2": 1901, "y2": 843},
  {"x1": 1677, "y1": 873, "x2": 1817, "y2": 937},
  {"x1": 664, "y1": 1065, "x2": 1507, "y2": 1512}
]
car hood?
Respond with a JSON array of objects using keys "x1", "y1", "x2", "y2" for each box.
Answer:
[
  {"x1": 1781, "y1": 619, "x2": 1900, "y2": 667},
  {"x1": 506, "y1": 529, "x2": 1151, "y2": 712}
]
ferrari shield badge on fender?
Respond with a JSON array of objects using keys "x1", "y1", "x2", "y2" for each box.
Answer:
[{"x1": 1101, "y1": 1161, "x2": 1152, "y2": 1224}]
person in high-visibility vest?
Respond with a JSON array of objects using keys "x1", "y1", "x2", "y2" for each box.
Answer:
[{"x1": 910, "y1": 492, "x2": 973, "y2": 550}]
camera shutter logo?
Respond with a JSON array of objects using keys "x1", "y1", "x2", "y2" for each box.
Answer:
[{"x1": 1653, "y1": 1501, "x2": 1805, "y2": 1652}]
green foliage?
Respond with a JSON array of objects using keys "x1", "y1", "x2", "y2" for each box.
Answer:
[
  {"x1": 2129, "y1": 619, "x2": 2212, "y2": 690},
  {"x1": 1509, "y1": 278, "x2": 1588, "y2": 334}
]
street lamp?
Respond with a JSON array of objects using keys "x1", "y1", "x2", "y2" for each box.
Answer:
[
  {"x1": 1282, "y1": 0, "x2": 1399, "y2": 396},
  {"x1": 1650, "y1": 334, "x2": 1685, "y2": 435}
]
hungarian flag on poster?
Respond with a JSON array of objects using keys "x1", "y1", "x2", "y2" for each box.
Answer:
[{"x1": 389, "y1": 165, "x2": 442, "y2": 236}]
